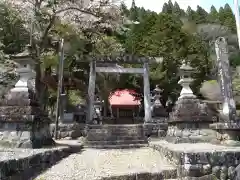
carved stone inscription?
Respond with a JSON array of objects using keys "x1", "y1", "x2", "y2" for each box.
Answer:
[{"x1": 215, "y1": 37, "x2": 237, "y2": 122}]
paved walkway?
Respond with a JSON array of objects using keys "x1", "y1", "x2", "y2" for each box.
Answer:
[{"x1": 34, "y1": 147, "x2": 176, "y2": 180}]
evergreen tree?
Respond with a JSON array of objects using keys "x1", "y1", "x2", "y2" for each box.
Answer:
[
  {"x1": 195, "y1": 5, "x2": 208, "y2": 24},
  {"x1": 120, "y1": 2, "x2": 129, "y2": 17},
  {"x1": 218, "y1": 6, "x2": 225, "y2": 24},
  {"x1": 162, "y1": 3, "x2": 169, "y2": 13},
  {"x1": 129, "y1": 0, "x2": 138, "y2": 21},
  {"x1": 186, "y1": 6, "x2": 196, "y2": 21},
  {"x1": 173, "y1": 1, "x2": 184, "y2": 17},
  {"x1": 222, "y1": 4, "x2": 236, "y2": 32},
  {"x1": 168, "y1": 0, "x2": 174, "y2": 11},
  {"x1": 162, "y1": 0, "x2": 174, "y2": 14},
  {"x1": 208, "y1": 5, "x2": 219, "y2": 23}
]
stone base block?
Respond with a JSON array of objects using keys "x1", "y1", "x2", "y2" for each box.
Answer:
[
  {"x1": 165, "y1": 123, "x2": 216, "y2": 144},
  {"x1": 50, "y1": 123, "x2": 85, "y2": 139},
  {"x1": 152, "y1": 106, "x2": 168, "y2": 117},
  {"x1": 0, "y1": 106, "x2": 45, "y2": 116},
  {"x1": 149, "y1": 140, "x2": 240, "y2": 179},
  {"x1": 0, "y1": 120, "x2": 54, "y2": 148},
  {"x1": 210, "y1": 122, "x2": 240, "y2": 146},
  {"x1": 143, "y1": 123, "x2": 168, "y2": 137},
  {"x1": 169, "y1": 98, "x2": 212, "y2": 123}
]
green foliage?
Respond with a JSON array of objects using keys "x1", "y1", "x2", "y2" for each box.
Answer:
[
  {"x1": 195, "y1": 5, "x2": 208, "y2": 24},
  {"x1": 0, "y1": 2, "x2": 28, "y2": 54},
  {"x1": 1, "y1": 0, "x2": 240, "y2": 106},
  {"x1": 208, "y1": 5, "x2": 219, "y2": 23},
  {"x1": 230, "y1": 52, "x2": 240, "y2": 67},
  {"x1": 219, "y1": 4, "x2": 236, "y2": 32},
  {"x1": 68, "y1": 90, "x2": 84, "y2": 106}
]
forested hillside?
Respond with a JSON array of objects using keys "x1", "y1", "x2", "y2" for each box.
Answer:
[{"x1": 0, "y1": 0, "x2": 240, "y2": 107}]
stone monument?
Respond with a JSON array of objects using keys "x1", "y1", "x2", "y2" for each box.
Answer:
[
  {"x1": 166, "y1": 60, "x2": 214, "y2": 143},
  {"x1": 210, "y1": 37, "x2": 240, "y2": 145},
  {"x1": 0, "y1": 45, "x2": 54, "y2": 148}
]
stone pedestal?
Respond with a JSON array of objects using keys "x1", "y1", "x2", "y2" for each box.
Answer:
[
  {"x1": 166, "y1": 97, "x2": 215, "y2": 143},
  {"x1": 0, "y1": 91, "x2": 54, "y2": 148}
]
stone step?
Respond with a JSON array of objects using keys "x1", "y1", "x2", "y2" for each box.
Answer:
[
  {"x1": 87, "y1": 130, "x2": 143, "y2": 135},
  {"x1": 86, "y1": 136, "x2": 145, "y2": 141},
  {"x1": 87, "y1": 131, "x2": 143, "y2": 136},
  {"x1": 86, "y1": 139, "x2": 147, "y2": 146},
  {"x1": 84, "y1": 143, "x2": 148, "y2": 149},
  {"x1": 87, "y1": 126, "x2": 143, "y2": 131},
  {"x1": 85, "y1": 124, "x2": 146, "y2": 148}
]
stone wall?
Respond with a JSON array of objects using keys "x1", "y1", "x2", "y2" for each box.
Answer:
[
  {"x1": 166, "y1": 123, "x2": 217, "y2": 143},
  {"x1": 50, "y1": 123, "x2": 85, "y2": 139},
  {"x1": 0, "y1": 145, "x2": 82, "y2": 179},
  {"x1": 0, "y1": 120, "x2": 53, "y2": 148},
  {"x1": 150, "y1": 142, "x2": 240, "y2": 179}
]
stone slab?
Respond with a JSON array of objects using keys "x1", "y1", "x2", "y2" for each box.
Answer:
[
  {"x1": 0, "y1": 98, "x2": 38, "y2": 106},
  {"x1": 143, "y1": 123, "x2": 168, "y2": 137},
  {"x1": 0, "y1": 106, "x2": 42, "y2": 116},
  {"x1": 149, "y1": 139, "x2": 240, "y2": 179}
]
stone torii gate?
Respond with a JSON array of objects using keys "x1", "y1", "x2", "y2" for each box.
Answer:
[{"x1": 86, "y1": 55, "x2": 161, "y2": 124}]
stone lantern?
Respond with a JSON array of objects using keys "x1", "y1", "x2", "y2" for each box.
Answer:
[
  {"x1": 151, "y1": 85, "x2": 168, "y2": 118},
  {"x1": 10, "y1": 45, "x2": 36, "y2": 93},
  {"x1": 166, "y1": 60, "x2": 214, "y2": 144},
  {"x1": 0, "y1": 45, "x2": 54, "y2": 148},
  {"x1": 178, "y1": 60, "x2": 196, "y2": 99},
  {"x1": 93, "y1": 96, "x2": 103, "y2": 124},
  {"x1": 152, "y1": 85, "x2": 163, "y2": 107}
]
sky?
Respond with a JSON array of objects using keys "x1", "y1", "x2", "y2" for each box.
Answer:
[{"x1": 124, "y1": 0, "x2": 235, "y2": 13}]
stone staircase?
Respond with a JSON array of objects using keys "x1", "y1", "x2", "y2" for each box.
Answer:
[{"x1": 84, "y1": 124, "x2": 148, "y2": 148}]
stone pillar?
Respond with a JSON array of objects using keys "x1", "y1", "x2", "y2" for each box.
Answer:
[
  {"x1": 210, "y1": 37, "x2": 240, "y2": 145},
  {"x1": 143, "y1": 62, "x2": 151, "y2": 123},
  {"x1": 166, "y1": 60, "x2": 214, "y2": 143},
  {"x1": 0, "y1": 45, "x2": 54, "y2": 148},
  {"x1": 87, "y1": 60, "x2": 96, "y2": 124}
]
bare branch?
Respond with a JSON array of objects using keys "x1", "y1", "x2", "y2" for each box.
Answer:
[{"x1": 55, "y1": 7, "x2": 99, "y2": 18}]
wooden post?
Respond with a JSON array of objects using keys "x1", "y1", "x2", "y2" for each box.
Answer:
[
  {"x1": 87, "y1": 61, "x2": 96, "y2": 124},
  {"x1": 143, "y1": 62, "x2": 152, "y2": 123},
  {"x1": 54, "y1": 38, "x2": 64, "y2": 139}
]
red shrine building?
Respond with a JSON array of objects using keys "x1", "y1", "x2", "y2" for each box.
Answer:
[{"x1": 108, "y1": 89, "x2": 141, "y2": 124}]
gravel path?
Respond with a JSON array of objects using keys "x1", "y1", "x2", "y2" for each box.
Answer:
[{"x1": 34, "y1": 147, "x2": 176, "y2": 180}]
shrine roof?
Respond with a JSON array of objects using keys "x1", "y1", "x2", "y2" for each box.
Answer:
[{"x1": 109, "y1": 89, "x2": 141, "y2": 106}]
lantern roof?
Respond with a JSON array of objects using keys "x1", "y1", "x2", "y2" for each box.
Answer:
[
  {"x1": 179, "y1": 60, "x2": 193, "y2": 71},
  {"x1": 11, "y1": 44, "x2": 32, "y2": 59}
]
